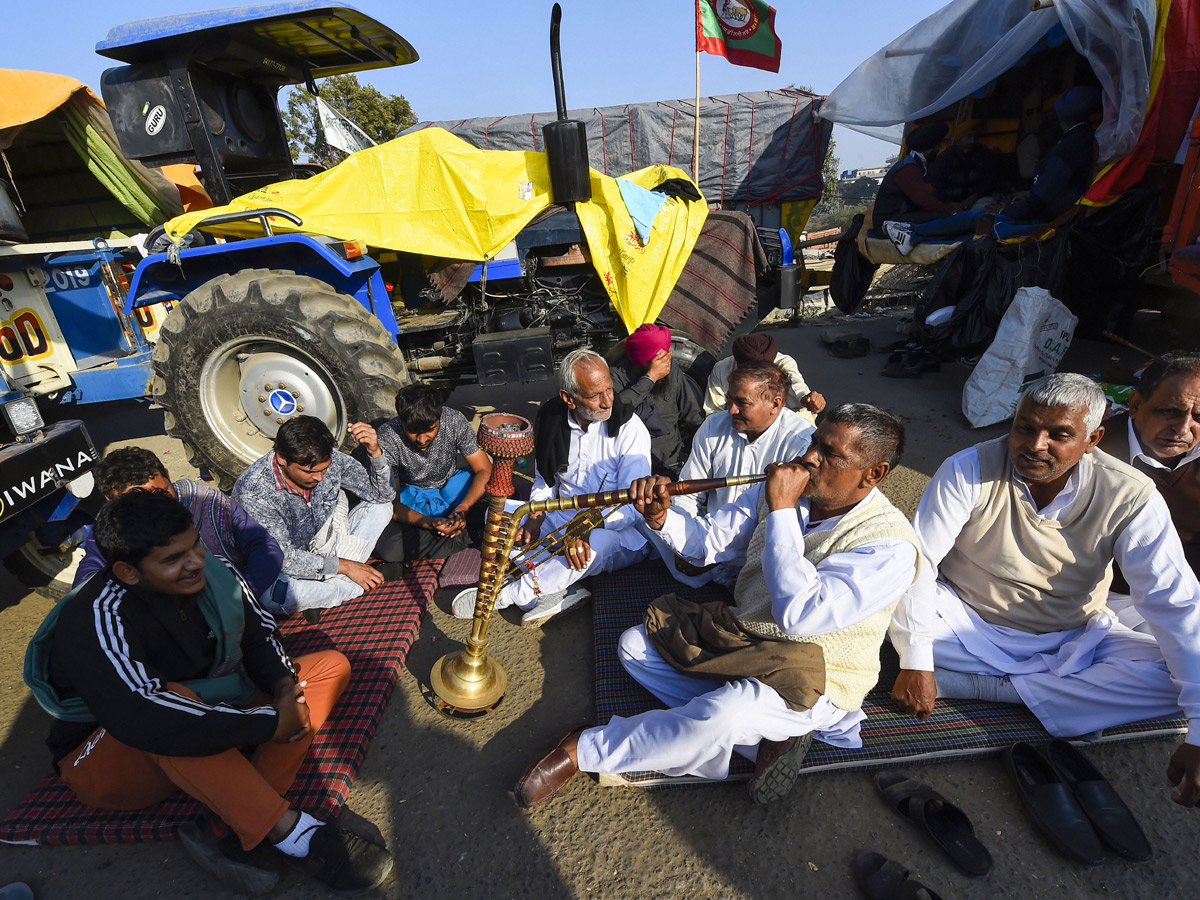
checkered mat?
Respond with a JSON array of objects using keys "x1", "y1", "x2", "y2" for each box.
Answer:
[
  {"x1": 593, "y1": 562, "x2": 1188, "y2": 788},
  {"x1": 0, "y1": 562, "x2": 439, "y2": 845}
]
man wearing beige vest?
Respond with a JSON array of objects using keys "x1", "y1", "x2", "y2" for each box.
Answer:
[
  {"x1": 890, "y1": 373, "x2": 1200, "y2": 807},
  {"x1": 512, "y1": 404, "x2": 919, "y2": 808}
]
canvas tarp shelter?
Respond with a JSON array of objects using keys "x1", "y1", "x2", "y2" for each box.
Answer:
[
  {"x1": 821, "y1": 0, "x2": 1200, "y2": 208},
  {"x1": 819, "y1": 0, "x2": 1157, "y2": 168}
]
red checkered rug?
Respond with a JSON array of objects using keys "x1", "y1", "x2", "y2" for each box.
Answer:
[
  {"x1": 437, "y1": 547, "x2": 482, "y2": 587},
  {"x1": 0, "y1": 562, "x2": 439, "y2": 845}
]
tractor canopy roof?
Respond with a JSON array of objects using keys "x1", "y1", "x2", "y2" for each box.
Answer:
[{"x1": 96, "y1": 1, "x2": 417, "y2": 83}]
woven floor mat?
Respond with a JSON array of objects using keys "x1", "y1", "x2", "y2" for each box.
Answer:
[
  {"x1": 593, "y1": 562, "x2": 1187, "y2": 789},
  {"x1": 0, "y1": 562, "x2": 438, "y2": 845}
]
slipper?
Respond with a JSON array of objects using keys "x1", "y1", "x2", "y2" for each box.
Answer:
[
  {"x1": 829, "y1": 337, "x2": 871, "y2": 358},
  {"x1": 853, "y1": 851, "x2": 945, "y2": 900},
  {"x1": 1006, "y1": 742, "x2": 1104, "y2": 866},
  {"x1": 1044, "y1": 740, "x2": 1151, "y2": 861},
  {"x1": 874, "y1": 770, "x2": 993, "y2": 876}
]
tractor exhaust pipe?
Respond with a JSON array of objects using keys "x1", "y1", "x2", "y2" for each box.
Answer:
[
  {"x1": 543, "y1": 3, "x2": 591, "y2": 204},
  {"x1": 550, "y1": 4, "x2": 568, "y2": 121}
]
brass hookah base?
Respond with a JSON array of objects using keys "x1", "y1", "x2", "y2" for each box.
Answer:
[
  {"x1": 428, "y1": 411, "x2": 531, "y2": 719},
  {"x1": 429, "y1": 498, "x2": 514, "y2": 718}
]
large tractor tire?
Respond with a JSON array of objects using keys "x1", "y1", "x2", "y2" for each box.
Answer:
[
  {"x1": 152, "y1": 269, "x2": 409, "y2": 490},
  {"x1": 5, "y1": 539, "x2": 84, "y2": 601}
]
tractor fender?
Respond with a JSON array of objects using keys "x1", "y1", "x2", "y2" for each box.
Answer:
[{"x1": 125, "y1": 233, "x2": 399, "y2": 334}]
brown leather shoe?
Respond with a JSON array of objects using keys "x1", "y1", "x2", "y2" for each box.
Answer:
[{"x1": 514, "y1": 726, "x2": 586, "y2": 809}]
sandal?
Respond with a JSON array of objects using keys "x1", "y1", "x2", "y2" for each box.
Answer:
[
  {"x1": 854, "y1": 851, "x2": 945, "y2": 900},
  {"x1": 874, "y1": 770, "x2": 993, "y2": 876}
]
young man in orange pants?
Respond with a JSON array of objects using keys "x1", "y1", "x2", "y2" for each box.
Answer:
[{"x1": 25, "y1": 490, "x2": 391, "y2": 895}]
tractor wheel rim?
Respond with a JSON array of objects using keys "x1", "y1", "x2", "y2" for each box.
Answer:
[{"x1": 199, "y1": 336, "x2": 345, "y2": 465}]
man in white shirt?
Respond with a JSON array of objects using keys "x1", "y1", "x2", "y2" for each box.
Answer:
[
  {"x1": 511, "y1": 404, "x2": 918, "y2": 808},
  {"x1": 704, "y1": 333, "x2": 825, "y2": 420},
  {"x1": 648, "y1": 361, "x2": 814, "y2": 587},
  {"x1": 451, "y1": 349, "x2": 651, "y2": 628},
  {"x1": 890, "y1": 373, "x2": 1200, "y2": 808},
  {"x1": 1098, "y1": 355, "x2": 1200, "y2": 585}
]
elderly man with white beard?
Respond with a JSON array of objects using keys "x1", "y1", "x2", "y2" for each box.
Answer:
[{"x1": 451, "y1": 349, "x2": 652, "y2": 628}]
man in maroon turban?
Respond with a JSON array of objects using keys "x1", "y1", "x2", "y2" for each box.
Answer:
[{"x1": 610, "y1": 323, "x2": 704, "y2": 477}]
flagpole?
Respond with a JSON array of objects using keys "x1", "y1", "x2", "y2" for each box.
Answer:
[{"x1": 693, "y1": 1, "x2": 701, "y2": 181}]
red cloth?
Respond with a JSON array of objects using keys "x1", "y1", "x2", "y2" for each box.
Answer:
[
  {"x1": 625, "y1": 323, "x2": 672, "y2": 367},
  {"x1": 1084, "y1": 0, "x2": 1200, "y2": 204}
]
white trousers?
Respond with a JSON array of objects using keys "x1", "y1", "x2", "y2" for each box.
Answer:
[
  {"x1": 929, "y1": 580, "x2": 1185, "y2": 736},
  {"x1": 636, "y1": 521, "x2": 740, "y2": 589},
  {"x1": 575, "y1": 625, "x2": 863, "y2": 780},
  {"x1": 500, "y1": 528, "x2": 648, "y2": 611},
  {"x1": 270, "y1": 501, "x2": 394, "y2": 614}
]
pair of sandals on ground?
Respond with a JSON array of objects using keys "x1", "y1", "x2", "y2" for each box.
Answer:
[{"x1": 858, "y1": 739, "x2": 1151, "y2": 899}]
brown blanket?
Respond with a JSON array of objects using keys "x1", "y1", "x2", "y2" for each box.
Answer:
[{"x1": 644, "y1": 593, "x2": 824, "y2": 711}]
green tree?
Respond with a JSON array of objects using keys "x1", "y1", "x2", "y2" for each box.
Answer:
[
  {"x1": 282, "y1": 74, "x2": 417, "y2": 164},
  {"x1": 821, "y1": 131, "x2": 840, "y2": 205}
]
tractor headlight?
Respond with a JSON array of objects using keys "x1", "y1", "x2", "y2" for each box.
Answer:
[{"x1": 2, "y1": 396, "x2": 44, "y2": 436}]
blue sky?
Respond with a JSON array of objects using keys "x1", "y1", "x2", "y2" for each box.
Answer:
[{"x1": 5, "y1": 0, "x2": 949, "y2": 170}]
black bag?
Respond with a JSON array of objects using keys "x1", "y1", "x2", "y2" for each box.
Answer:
[{"x1": 830, "y1": 213, "x2": 880, "y2": 313}]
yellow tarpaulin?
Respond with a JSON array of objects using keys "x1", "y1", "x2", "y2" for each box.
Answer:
[
  {"x1": 575, "y1": 163, "x2": 709, "y2": 332},
  {"x1": 162, "y1": 128, "x2": 707, "y2": 332}
]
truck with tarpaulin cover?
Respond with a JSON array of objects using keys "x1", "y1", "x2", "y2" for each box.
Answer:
[
  {"x1": 0, "y1": 68, "x2": 210, "y2": 596},
  {"x1": 98, "y1": 1, "x2": 833, "y2": 491}
]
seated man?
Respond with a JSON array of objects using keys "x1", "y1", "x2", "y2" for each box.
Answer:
[
  {"x1": 354, "y1": 383, "x2": 492, "y2": 565},
  {"x1": 873, "y1": 121, "x2": 953, "y2": 237},
  {"x1": 1099, "y1": 355, "x2": 1200, "y2": 578},
  {"x1": 234, "y1": 416, "x2": 394, "y2": 619},
  {"x1": 649, "y1": 362, "x2": 815, "y2": 587},
  {"x1": 609, "y1": 323, "x2": 704, "y2": 477},
  {"x1": 890, "y1": 374, "x2": 1200, "y2": 808},
  {"x1": 513, "y1": 404, "x2": 918, "y2": 807},
  {"x1": 451, "y1": 348, "x2": 652, "y2": 628},
  {"x1": 999, "y1": 86, "x2": 1100, "y2": 225},
  {"x1": 25, "y1": 490, "x2": 391, "y2": 894},
  {"x1": 704, "y1": 333, "x2": 825, "y2": 419},
  {"x1": 74, "y1": 447, "x2": 282, "y2": 598}
]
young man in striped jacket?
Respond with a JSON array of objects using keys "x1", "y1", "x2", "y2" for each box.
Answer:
[{"x1": 26, "y1": 490, "x2": 390, "y2": 895}]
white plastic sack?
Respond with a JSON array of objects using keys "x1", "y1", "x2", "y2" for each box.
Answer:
[{"x1": 962, "y1": 287, "x2": 1078, "y2": 428}]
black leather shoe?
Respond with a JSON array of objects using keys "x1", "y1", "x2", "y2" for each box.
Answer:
[
  {"x1": 1006, "y1": 741, "x2": 1104, "y2": 866},
  {"x1": 514, "y1": 726, "x2": 586, "y2": 809},
  {"x1": 1044, "y1": 740, "x2": 1152, "y2": 861}
]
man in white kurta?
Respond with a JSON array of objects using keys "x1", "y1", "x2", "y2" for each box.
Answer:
[
  {"x1": 512, "y1": 404, "x2": 918, "y2": 808},
  {"x1": 650, "y1": 361, "x2": 814, "y2": 587},
  {"x1": 675, "y1": 363, "x2": 815, "y2": 519},
  {"x1": 890, "y1": 373, "x2": 1200, "y2": 807},
  {"x1": 451, "y1": 349, "x2": 651, "y2": 627}
]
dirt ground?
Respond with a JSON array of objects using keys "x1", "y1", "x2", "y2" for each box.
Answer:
[{"x1": 3, "y1": 298, "x2": 1199, "y2": 899}]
